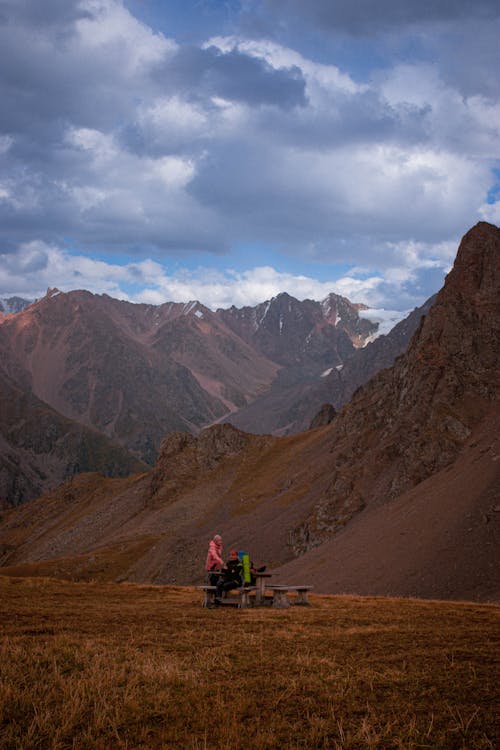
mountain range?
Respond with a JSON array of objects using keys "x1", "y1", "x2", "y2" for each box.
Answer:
[
  {"x1": 0, "y1": 283, "x2": 429, "y2": 503},
  {"x1": 0, "y1": 222, "x2": 498, "y2": 601}
]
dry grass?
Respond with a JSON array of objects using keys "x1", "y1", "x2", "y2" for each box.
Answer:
[{"x1": 0, "y1": 577, "x2": 498, "y2": 749}]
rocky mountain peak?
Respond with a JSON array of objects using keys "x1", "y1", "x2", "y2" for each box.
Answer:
[{"x1": 441, "y1": 221, "x2": 499, "y2": 301}]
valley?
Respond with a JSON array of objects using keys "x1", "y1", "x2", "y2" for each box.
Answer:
[{"x1": 0, "y1": 222, "x2": 498, "y2": 602}]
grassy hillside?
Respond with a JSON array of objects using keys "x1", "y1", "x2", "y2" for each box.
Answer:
[{"x1": 0, "y1": 577, "x2": 497, "y2": 749}]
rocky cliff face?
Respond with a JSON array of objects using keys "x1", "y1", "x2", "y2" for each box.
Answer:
[
  {"x1": 291, "y1": 222, "x2": 499, "y2": 553},
  {"x1": 149, "y1": 423, "x2": 271, "y2": 503}
]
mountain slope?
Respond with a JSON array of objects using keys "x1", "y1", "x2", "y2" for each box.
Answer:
[
  {"x1": 0, "y1": 288, "x2": 378, "y2": 461},
  {"x1": 288, "y1": 221, "x2": 499, "y2": 554},
  {"x1": 277, "y1": 404, "x2": 499, "y2": 601},
  {"x1": 0, "y1": 222, "x2": 498, "y2": 600},
  {"x1": 0, "y1": 291, "x2": 277, "y2": 463},
  {"x1": 226, "y1": 295, "x2": 436, "y2": 435},
  {"x1": 0, "y1": 369, "x2": 146, "y2": 506}
]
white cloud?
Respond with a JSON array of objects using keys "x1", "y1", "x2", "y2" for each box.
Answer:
[
  {"x1": 75, "y1": 0, "x2": 174, "y2": 72},
  {"x1": 207, "y1": 36, "x2": 363, "y2": 99},
  {"x1": 378, "y1": 64, "x2": 500, "y2": 156},
  {"x1": 0, "y1": 241, "x2": 446, "y2": 312},
  {"x1": 479, "y1": 201, "x2": 500, "y2": 225},
  {"x1": 138, "y1": 97, "x2": 208, "y2": 149}
]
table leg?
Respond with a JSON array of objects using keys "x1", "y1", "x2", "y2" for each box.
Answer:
[
  {"x1": 272, "y1": 590, "x2": 290, "y2": 609},
  {"x1": 203, "y1": 589, "x2": 216, "y2": 608},
  {"x1": 296, "y1": 590, "x2": 311, "y2": 605},
  {"x1": 255, "y1": 577, "x2": 265, "y2": 605},
  {"x1": 239, "y1": 589, "x2": 251, "y2": 608}
]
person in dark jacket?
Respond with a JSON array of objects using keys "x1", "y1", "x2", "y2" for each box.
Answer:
[{"x1": 216, "y1": 550, "x2": 243, "y2": 600}]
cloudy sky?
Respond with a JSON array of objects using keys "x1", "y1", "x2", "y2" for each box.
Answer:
[{"x1": 0, "y1": 0, "x2": 498, "y2": 312}]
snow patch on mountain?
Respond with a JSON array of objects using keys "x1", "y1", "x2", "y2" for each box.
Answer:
[
  {"x1": 0, "y1": 296, "x2": 32, "y2": 314},
  {"x1": 359, "y1": 308, "x2": 409, "y2": 339}
]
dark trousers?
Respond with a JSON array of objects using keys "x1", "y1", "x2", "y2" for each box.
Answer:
[
  {"x1": 208, "y1": 565, "x2": 222, "y2": 586},
  {"x1": 216, "y1": 579, "x2": 240, "y2": 598}
]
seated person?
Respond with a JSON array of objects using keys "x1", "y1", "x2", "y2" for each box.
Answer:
[
  {"x1": 249, "y1": 560, "x2": 267, "y2": 586},
  {"x1": 216, "y1": 550, "x2": 243, "y2": 600}
]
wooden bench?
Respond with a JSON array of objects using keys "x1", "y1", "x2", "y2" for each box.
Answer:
[
  {"x1": 196, "y1": 585, "x2": 256, "y2": 609},
  {"x1": 268, "y1": 585, "x2": 313, "y2": 608}
]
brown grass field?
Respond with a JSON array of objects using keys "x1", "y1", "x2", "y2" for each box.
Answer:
[{"x1": 0, "y1": 577, "x2": 498, "y2": 749}]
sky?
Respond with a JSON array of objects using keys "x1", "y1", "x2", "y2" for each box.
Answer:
[{"x1": 0, "y1": 0, "x2": 498, "y2": 313}]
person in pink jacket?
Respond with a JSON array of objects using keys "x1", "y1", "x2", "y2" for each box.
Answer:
[{"x1": 206, "y1": 534, "x2": 224, "y2": 584}]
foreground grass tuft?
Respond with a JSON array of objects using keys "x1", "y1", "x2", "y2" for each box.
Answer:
[{"x1": 0, "y1": 577, "x2": 498, "y2": 749}]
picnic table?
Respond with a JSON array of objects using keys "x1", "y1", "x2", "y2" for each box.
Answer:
[
  {"x1": 197, "y1": 576, "x2": 313, "y2": 609},
  {"x1": 268, "y1": 585, "x2": 313, "y2": 608},
  {"x1": 196, "y1": 585, "x2": 256, "y2": 608},
  {"x1": 251, "y1": 571, "x2": 273, "y2": 605}
]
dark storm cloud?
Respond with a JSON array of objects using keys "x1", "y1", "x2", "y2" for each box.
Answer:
[
  {"x1": 0, "y1": 0, "x2": 89, "y2": 27},
  {"x1": 153, "y1": 44, "x2": 306, "y2": 109},
  {"x1": 257, "y1": 0, "x2": 500, "y2": 98},
  {"x1": 256, "y1": 91, "x2": 431, "y2": 152},
  {"x1": 262, "y1": 0, "x2": 499, "y2": 34},
  {"x1": 0, "y1": 12, "x2": 152, "y2": 140}
]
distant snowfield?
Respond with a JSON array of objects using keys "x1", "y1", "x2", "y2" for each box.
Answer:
[
  {"x1": 360, "y1": 308, "x2": 409, "y2": 339},
  {"x1": 0, "y1": 296, "x2": 33, "y2": 314}
]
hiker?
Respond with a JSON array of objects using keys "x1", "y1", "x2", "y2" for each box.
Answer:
[
  {"x1": 216, "y1": 549, "x2": 243, "y2": 600},
  {"x1": 206, "y1": 534, "x2": 224, "y2": 585},
  {"x1": 249, "y1": 560, "x2": 267, "y2": 586}
]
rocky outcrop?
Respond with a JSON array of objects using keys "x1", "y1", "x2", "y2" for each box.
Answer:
[
  {"x1": 150, "y1": 423, "x2": 272, "y2": 502},
  {"x1": 309, "y1": 403, "x2": 337, "y2": 429}
]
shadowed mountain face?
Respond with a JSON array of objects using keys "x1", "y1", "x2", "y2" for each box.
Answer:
[
  {"x1": 0, "y1": 222, "x2": 498, "y2": 601},
  {"x1": 218, "y1": 292, "x2": 375, "y2": 368},
  {"x1": 0, "y1": 369, "x2": 146, "y2": 507}
]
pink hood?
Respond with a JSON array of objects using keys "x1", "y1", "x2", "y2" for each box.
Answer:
[{"x1": 205, "y1": 538, "x2": 224, "y2": 571}]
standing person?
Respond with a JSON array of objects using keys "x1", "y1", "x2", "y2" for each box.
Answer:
[
  {"x1": 216, "y1": 550, "x2": 243, "y2": 600},
  {"x1": 206, "y1": 534, "x2": 224, "y2": 585}
]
